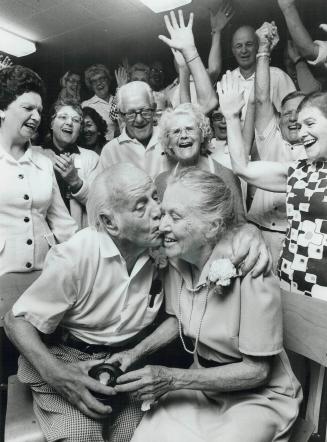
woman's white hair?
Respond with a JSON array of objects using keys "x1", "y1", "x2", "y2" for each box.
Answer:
[
  {"x1": 167, "y1": 167, "x2": 235, "y2": 241},
  {"x1": 158, "y1": 103, "x2": 213, "y2": 157}
]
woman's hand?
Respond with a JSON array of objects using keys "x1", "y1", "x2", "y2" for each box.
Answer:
[
  {"x1": 159, "y1": 10, "x2": 196, "y2": 56},
  {"x1": 105, "y1": 349, "x2": 139, "y2": 373},
  {"x1": 54, "y1": 153, "x2": 82, "y2": 192},
  {"x1": 217, "y1": 71, "x2": 245, "y2": 119},
  {"x1": 209, "y1": 1, "x2": 234, "y2": 33},
  {"x1": 0, "y1": 55, "x2": 13, "y2": 70},
  {"x1": 115, "y1": 66, "x2": 128, "y2": 88},
  {"x1": 115, "y1": 365, "x2": 175, "y2": 401}
]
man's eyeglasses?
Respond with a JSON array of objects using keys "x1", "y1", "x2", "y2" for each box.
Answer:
[
  {"x1": 120, "y1": 107, "x2": 154, "y2": 122},
  {"x1": 56, "y1": 114, "x2": 82, "y2": 124},
  {"x1": 168, "y1": 126, "x2": 197, "y2": 137}
]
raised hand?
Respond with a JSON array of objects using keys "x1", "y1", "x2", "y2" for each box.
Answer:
[
  {"x1": 158, "y1": 10, "x2": 195, "y2": 54},
  {"x1": 319, "y1": 24, "x2": 327, "y2": 33},
  {"x1": 256, "y1": 21, "x2": 279, "y2": 52},
  {"x1": 0, "y1": 55, "x2": 13, "y2": 70},
  {"x1": 210, "y1": 0, "x2": 234, "y2": 33},
  {"x1": 217, "y1": 71, "x2": 245, "y2": 119},
  {"x1": 115, "y1": 66, "x2": 128, "y2": 88},
  {"x1": 45, "y1": 359, "x2": 115, "y2": 419},
  {"x1": 115, "y1": 365, "x2": 175, "y2": 402}
]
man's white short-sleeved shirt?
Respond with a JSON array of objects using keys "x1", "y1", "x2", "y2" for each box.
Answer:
[{"x1": 12, "y1": 227, "x2": 163, "y2": 345}]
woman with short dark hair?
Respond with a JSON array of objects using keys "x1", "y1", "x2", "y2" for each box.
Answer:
[
  {"x1": 79, "y1": 106, "x2": 107, "y2": 155},
  {"x1": 0, "y1": 65, "x2": 77, "y2": 276}
]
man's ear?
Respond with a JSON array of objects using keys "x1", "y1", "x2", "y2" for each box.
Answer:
[{"x1": 101, "y1": 214, "x2": 119, "y2": 236}]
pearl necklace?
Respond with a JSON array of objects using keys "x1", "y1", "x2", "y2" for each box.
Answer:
[{"x1": 177, "y1": 278, "x2": 210, "y2": 355}]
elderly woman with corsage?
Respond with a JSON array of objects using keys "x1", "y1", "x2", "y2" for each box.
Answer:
[{"x1": 107, "y1": 166, "x2": 302, "y2": 442}]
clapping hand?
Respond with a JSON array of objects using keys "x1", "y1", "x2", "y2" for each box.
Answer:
[
  {"x1": 210, "y1": 0, "x2": 234, "y2": 33},
  {"x1": 0, "y1": 55, "x2": 13, "y2": 70},
  {"x1": 54, "y1": 153, "x2": 81, "y2": 190},
  {"x1": 217, "y1": 71, "x2": 245, "y2": 119},
  {"x1": 159, "y1": 10, "x2": 196, "y2": 55}
]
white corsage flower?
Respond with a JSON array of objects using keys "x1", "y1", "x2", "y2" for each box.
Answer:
[{"x1": 208, "y1": 258, "x2": 240, "y2": 287}]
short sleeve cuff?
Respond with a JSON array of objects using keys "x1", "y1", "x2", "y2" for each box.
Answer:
[
  {"x1": 12, "y1": 306, "x2": 58, "y2": 335},
  {"x1": 238, "y1": 272, "x2": 284, "y2": 355},
  {"x1": 71, "y1": 179, "x2": 88, "y2": 204}
]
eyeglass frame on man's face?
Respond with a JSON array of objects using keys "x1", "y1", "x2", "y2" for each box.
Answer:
[{"x1": 119, "y1": 107, "x2": 155, "y2": 122}]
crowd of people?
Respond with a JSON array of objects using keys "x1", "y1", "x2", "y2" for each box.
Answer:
[{"x1": 1, "y1": 0, "x2": 327, "y2": 441}]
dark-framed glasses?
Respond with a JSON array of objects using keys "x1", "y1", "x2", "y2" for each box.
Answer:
[
  {"x1": 211, "y1": 113, "x2": 225, "y2": 122},
  {"x1": 120, "y1": 107, "x2": 154, "y2": 122}
]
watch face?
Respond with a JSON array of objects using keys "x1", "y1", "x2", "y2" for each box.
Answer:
[
  {"x1": 89, "y1": 363, "x2": 126, "y2": 407},
  {"x1": 89, "y1": 363, "x2": 123, "y2": 387}
]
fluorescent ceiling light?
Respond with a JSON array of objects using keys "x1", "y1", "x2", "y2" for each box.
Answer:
[
  {"x1": 0, "y1": 28, "x2": 36, "y2": 57},
  {"x1": 138, "y1": 0, "x2": 192, "y2": 13}
]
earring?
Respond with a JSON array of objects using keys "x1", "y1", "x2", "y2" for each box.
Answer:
[{"x1": 0, "y1": 110, "x2": 5, "y2": 121}]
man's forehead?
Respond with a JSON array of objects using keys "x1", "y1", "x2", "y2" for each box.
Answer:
[
  {"x1": 123, "y1": 90, "x2": 151, "y2": 110},
  {"x1": 232, "y1": 27, "x2": 256, "y2": 44},
  {"x1": 119, "y1": 174, "x2": 154, "y2": 201}
]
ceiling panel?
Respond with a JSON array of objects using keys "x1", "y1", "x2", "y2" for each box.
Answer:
[
  {"x1": 77, "y1": 0, "x2": 141, "y2": 19},
  {"x1": 19, "y1": 2, "x2": 97, "y2": 41}
]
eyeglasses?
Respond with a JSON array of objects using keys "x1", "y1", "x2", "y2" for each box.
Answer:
[
  {"x1": 168, "y1": 126, "x2": 198, "y2": 137},
  {"x1": 120, "y1": 108, "x2": 154, "y2": 122},
  {"x1": 211, "y1": 113, "x2": 225, "y2": 122},
  {"x1": 56, "y1": 114, "x2": 82, "y2": 124}
]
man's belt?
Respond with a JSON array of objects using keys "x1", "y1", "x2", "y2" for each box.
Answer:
[{"x1": 61, "y1": 322, "x2": 157, "y2": 355}]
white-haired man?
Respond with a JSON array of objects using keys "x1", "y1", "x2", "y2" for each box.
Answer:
[
  {"x1": 5, "y1": 164, "x2": 272, "y2": 442},
  {"x1": 97, "y1": 81, "x2": 166, "y2": 179},
  {"x1": 5, "y1": 164, "x2": 163, "y2": 442}
]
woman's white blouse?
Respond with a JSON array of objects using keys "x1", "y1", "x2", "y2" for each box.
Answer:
[{"x1": 0, "y1": 145, "x2": 78, "y2": 276}]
